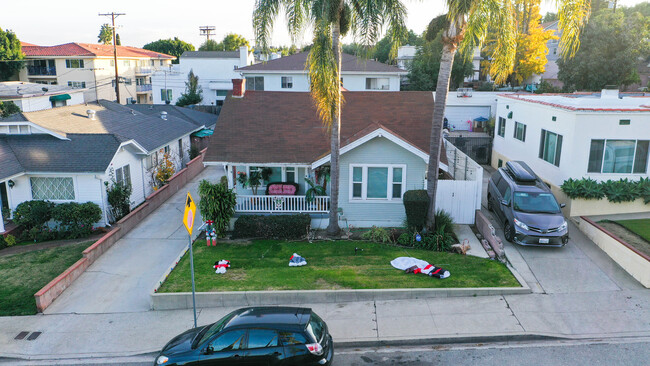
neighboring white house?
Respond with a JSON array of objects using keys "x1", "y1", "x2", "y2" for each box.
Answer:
[
  {"x1": 236, "y1": 52, "x2": 405, "y2": 92},
  {"x1": 0, "y1": 100, "x2": 205, "y2": 231},
  {"x1": 397, "y1": 45, "x2": 417, "y2": 71},
  {"x1": 0, "y1": 81, "x2": 85, "y2": 112},
  {"x1": 19, "y1": 42, "x2": 175, "y2": 105},
  {"x1": 491, "y1": 90, "x2": 650, "y2": 209},
  {"x1": 438, "y1": 91, "x2": 510, "y2": 131},
  {"x1": 151, "y1": 47, "x2": 254, "y2": 106},
  {"x1": 203, "y1": 82, "x2": 483, "y2": 227}
]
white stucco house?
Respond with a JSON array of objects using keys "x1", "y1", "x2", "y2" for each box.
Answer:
[
  {"x1": 0, "y1": 100, "x2": 208, "y2": 232},
  {"x1": 236, "y1": 52, "x2": 405, "y2": 92},
  {"x1": 0, "y1": 81, "x2": 86, "y2": 112},
  {"x1": 151, "y1": 47, "x2": 254, "y2": 106},
  {"x1": 491, "y1": 90, "x2": 650, "y2": 214}
]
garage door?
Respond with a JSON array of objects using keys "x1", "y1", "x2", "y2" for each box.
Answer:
[{"x1": 445, "y1": 106, "x2": 491, "y2": 131}]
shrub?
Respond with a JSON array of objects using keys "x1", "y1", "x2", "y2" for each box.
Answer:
[
  {"x1": 361, "y1": 226, "x2": 392, "y2": 243},
  {"x1": 560, "y1": 178, "x2": 583, "y2": 199},
  {"x1": 52, "y1": 202, "x2": 102, "y2": 238},
  {"x1": 636, "y1": 177, "x2": 650, "y2": 204},
  {"x1": 219, "y1": 175, "x2": 229, "y2": 187},
  {"x1": 561, "y1": 177, "x2": 645, "y2": 203},
  {"x1": 433, "y1": 209, "x2": 455, "y2": 235},
  {"x1": 603, "y1": 179, "x2": 638, "y2": 203},
  {"x1": 232, "y1": 214, "x2": 310, "y2": 239},
  {"x1": 397, "y1": 232, "x2": 416, "y2": 247},
  {"x1": 4, "y1": 234, "x2": 16, "y2": 247},
  {"x1": 189, "y1": 145, "x2": 200, "y2": 160},
  {"x1": 105, "y1": 170, "x2": 132, "y2": 222},
  {"x1": 13, "y1": 200, "x2": 54, "y2": 230},
  {"x1": 0, "y1": 235, "x2": 6, "y2": 250},
  {"x1": 155, "y1": 153, "x2": 176, "y2": 185},
  {"x1": 403, "y1": 190, "x2": 429, "y2": 230},
  {"x1": 416, "y1": 226, "x2": 455, "y2": 252},
  {"x1": 198, "y1": 179, "x2": 237, "y2": 237}
]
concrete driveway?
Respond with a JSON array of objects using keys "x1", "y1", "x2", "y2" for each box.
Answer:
[{"x1": 44, "y1": 166, "x2": 225, "y2": 314}]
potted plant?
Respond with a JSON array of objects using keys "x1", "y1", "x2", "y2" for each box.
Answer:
[
  {"x1": 315, "y1": 166, "x2": 330, "y2": 191},
  {"x1": 260, "y1": 167, "x2": 273, "y2": 183},
  {"x1": 305, "y1": 178, "x2": 326, "y2": 209}
]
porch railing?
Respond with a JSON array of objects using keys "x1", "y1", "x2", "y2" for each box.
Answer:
[{"x1": 235, "y1": 195, "x2": 330, "y2": 213}]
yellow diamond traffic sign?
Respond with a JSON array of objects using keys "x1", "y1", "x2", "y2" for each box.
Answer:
[{"x1": 183, "y1": 192, "x2": 197, "y2": 235}]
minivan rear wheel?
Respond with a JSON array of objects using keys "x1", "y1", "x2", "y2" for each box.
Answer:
[{"x1": 504, "y1": 221, "x2": 514, "y2": 243}]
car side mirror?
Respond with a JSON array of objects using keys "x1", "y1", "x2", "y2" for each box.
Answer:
[
  {"x1": 560, "y1": 203, "x2": 566, "y2": 208},
  {"x1": 203, "y1": 346, "x2": 214, "y2": 355},
  {"x1": 501, "y1": 200, "x2": 510, "y2": 207}
]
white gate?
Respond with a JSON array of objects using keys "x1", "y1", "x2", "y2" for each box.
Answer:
[{"x1": 435, "y1": 180, "x2": 481, "y2": 225}]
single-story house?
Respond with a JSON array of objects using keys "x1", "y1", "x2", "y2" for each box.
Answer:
[
  {"x1": 492, "y1": 89, "x2": 650, "y2": 216},
  {"x1": 0, "y1": 81, "x2": 86, "y2": 112},
  {"x1": 0, "y1": 100, "x2": 206, "y2": 231},
  {"x1": 203, "y1": 80, "x2": 483, "y2": 227}
]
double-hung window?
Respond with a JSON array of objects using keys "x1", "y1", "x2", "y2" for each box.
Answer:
[
  {"x1": 350, "y1": 165, "x2": 405, "y2": 201},
  {"x1": 115, "y1": 165, "x2": 132, "y2": 188},
  {"x1": 539, "y1": 129, "x2": 563, "y2": 166},
  {"x1": 281, "y1": 76, "x2": 293, "y2": 89},
  {"x1": 588, "y1": 139, "x2": 649, "y2": 174},
  {"x1": 246, "y1": 77, "x2": 264, "y2": 91},
  {"x1": 65, "y1": 59, "x2": 84, "y2": 68}
]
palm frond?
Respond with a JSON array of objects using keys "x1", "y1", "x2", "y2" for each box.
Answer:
[
  {"x1": 307, "y1": 20, "x2": 340, "y2": 128},
  {"x1": 253, "y1": 0, "x2": 281, "y2": 53},
  {"x1": 485, "y1": 0, "x2": 517, "y2": 83},
  {"x1": 557, "y1": 0, "x2": 590, "y2": 59},
  {"x1": 285, "y1": 0, "x2": 310, "y2": 44},
  {"x1": 382, "y1": 0, "x2": 408, "y2": 60}
]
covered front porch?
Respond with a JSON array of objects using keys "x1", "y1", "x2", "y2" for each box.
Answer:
[{"x1": 219, "y1": 163, "x2": 332, "y2": 214}]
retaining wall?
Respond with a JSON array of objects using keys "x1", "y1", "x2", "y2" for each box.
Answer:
[
  {"x1": 577, "y1": 217, "x2": 650, "y2": 288},
  {"x1": 34, "y1": 149, "x2": 208, "y2": 312}
]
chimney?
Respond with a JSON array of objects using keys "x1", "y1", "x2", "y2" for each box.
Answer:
[
  {"x1": 86, "y1": 109, "x2": 96, "y2": 120},
  {"x1": 160, "y1": 111, "x2": 168, "y2": 120},
  {"x1": 232, "y1": 78, "x2": 245, "y2": 98}
]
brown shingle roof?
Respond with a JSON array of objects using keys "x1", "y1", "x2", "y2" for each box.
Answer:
[
  {"x1": 204, "y1": 91, "x2": 436, "y2": 165},
  {"x1": 238, "y1": 52, "x2": 405, "y2": 73}
]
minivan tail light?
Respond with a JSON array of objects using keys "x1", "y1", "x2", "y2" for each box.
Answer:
[{"x1": 306, "y1": 342, "x2": 323, "y2": 356}]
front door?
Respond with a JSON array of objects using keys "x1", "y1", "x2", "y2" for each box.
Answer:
[{"x1": 0, "y1": 182, "x2": 8, "y2": 220}]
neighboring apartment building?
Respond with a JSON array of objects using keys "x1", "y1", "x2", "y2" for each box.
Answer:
[
  {"x1": 19, "y1": 42, "x2": 175, "y2": 104},
  {"x1": 0, "y1": 81, "x2": 85, "y2": 112},
  {"x1": 237, "y1": 52, "x2": 406, "y2": 92},
  {"x1": 151, "y1": 47, "x2": 253, "y2": 106},
  {"x1": 491, "y1": 90, "x2": 650, "y2": 194}
]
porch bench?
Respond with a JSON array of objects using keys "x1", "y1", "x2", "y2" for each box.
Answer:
[{"x1": 265, "y1": 182, "x2": 300, "y2": 196}]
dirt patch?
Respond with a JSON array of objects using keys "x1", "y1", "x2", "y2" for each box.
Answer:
[
  {"x1": 597, "y1": 221, "x2": 650, "y2": 258},
  {"x1": 225, "y1": 270, "x2": 248, "y2": 281},
  {"x1": 315, "y1": 278, "x2": 344, "y2": 290}
]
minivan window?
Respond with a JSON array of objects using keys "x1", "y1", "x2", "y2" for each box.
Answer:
[
  {"x1": 306, "y1": 313, "x2": 325, "y2": 343},
  {"x1": 496, "y1": 178, "x2": 509, "y2": 196},
  {"x1": 513, "y1": 192, "x2": 560, "y2": 213},
  {"x1": 504, "y1": 187, "x2": 512, "y2": 204}
]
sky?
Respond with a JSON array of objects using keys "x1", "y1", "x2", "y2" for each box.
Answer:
[{"x1": 1, "y1": 0, "x2": 646, "y2": 49}]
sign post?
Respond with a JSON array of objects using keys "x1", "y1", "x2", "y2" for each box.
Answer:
[{"x1": 183, "y1": 192, "x2": 198, "y2": 328}]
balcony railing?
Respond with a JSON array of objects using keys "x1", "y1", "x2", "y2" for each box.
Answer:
[
  {"x1": 27, "y1": 66, "x2": 56, "y2": 76},
  {"x1": 235, "y1": 195, "x2": 330, "y2": 213},
  {"x1": 135, "y1": 67, "x2": 154, "y2": 75},
  {"x1": 136, "y1": 84, "x2": 152, "y2": 92}
]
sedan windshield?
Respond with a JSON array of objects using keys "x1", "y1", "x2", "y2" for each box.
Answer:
[{"x1": 513, "y1": 192, "x2": 560, "y2": 213}]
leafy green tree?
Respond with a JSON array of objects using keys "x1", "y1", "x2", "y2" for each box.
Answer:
[
  {"x1": 542, "y1": 12, "x2": 558, "y2": 23},
  {"x1": 176, "y1": 69, "x2": 203, "y2": 107},
  {"x1": 423, "y1": 0, "x2": 590, "y2": 229},
  {"x1": 254, "y1": 0, "x2": 407, "y2": 235},
  {"x1": 115, "y1": 33, "x2": 121, "y2": 46},
  {"x1": 221, "y1": 33, "x2": 250, "y2": 51},
  {"x1": 406, "y1": 33, "x2": 473, "y2": 90},
  {"x1": 199, "y1": 39, "x2": 221, "y2": 51},
  {"x1": 0, "y1": 101, "x2": 20, "y2": 117},
  {"x1": 0, "y1": 28, "x2": 24, "y2": 81},
  {"x1": 143, "y1": 38, "x2": 195, "y2": 64},
  {"x1": 558, "y1": 9, "x2": 649, "y2": 91},
  {"x1": 98, "y1": 24, "x2": 112, "y2": 45}
]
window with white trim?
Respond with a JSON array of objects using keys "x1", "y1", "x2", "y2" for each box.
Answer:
[
  {"x1": 30, "y1": 177, "x2": 75, "y2": 200},
  {"x1": 68, "y1": 81, "x2": 86, "y2": 88},
  {"x1": 365, "y1": 78, "x2": 390, "y2": 90},
  {"x1": 588, "y1": 139, "x2": 649, "y2": 174},
  {"x1": 65, "y1": 59, "x2": 84, "y2": 68},
  {"x1": 145, "y1": 152, "x2": 158, "y2": 169},
  {"x1": 284, "y1": 167, "x2": 296, "y2": 183},
  {"x1": 281, "y1": 76, "x2": 293, "y2": 89},
  {"x1": 115, "y1": 165, "x2": 132, "y2": 188},
  {"x1": 349, "y1": 165, "x2": 405, "y2": 201}
]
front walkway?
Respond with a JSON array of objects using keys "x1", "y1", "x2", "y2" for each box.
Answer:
[{"x1": 43, "y1": 165, "x2": 224, "y2": 314}]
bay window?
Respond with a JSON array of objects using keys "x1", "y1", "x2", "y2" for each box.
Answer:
[{"x1": 349, "y1": 165, "x2": 405, "y2": 201}]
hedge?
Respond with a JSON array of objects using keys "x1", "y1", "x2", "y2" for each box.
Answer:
[
  {"x1": 12, "y1": 200, "x2": 102, "y2": 241},
  {"x1": 232, "y1": 214, "x2": 311, "y2": 239},
  {"x1": 561, "y1": 177, "x2": 650, "y2": 204},
  {"x1": 403, "y1": 190, "x2": 429, "y2": 230}
]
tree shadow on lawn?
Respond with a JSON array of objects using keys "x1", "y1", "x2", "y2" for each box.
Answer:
[{"x1": 158, "y1": 240, "x2": 520, "y2": 293}]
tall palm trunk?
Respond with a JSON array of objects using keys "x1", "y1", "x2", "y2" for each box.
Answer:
[
  {"x1": 326, "y1": 11, "x2": 343, "y2": 236},
  {"x1": 425, "y1": 18, "x2": 463, "y2": 230}
]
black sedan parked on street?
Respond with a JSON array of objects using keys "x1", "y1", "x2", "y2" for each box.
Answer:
[{"x1": 154, "y1": 306, "x2": 333, "y2": 366}]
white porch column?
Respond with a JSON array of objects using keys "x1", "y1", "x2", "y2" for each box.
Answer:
[
  {"x1": 225, "y1": 165, "x2": 234, "y2": 189},
  {"x1": 0, "y1": 204, "x2": 5, "y2": 233}
]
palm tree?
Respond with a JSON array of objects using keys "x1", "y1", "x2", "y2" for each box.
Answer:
[
  {"x1": 254, "y1": 0, "x2": 407, "y2": 235},
  {"x1": 425, "y1": 0, "x2": 591, "y2": 229}
]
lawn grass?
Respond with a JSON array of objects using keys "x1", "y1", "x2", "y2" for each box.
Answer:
[
  {"x1": 0, "y1": 242, "x2": 91, "y2": 316},
  {"x1": 614, "y1": 219, "x2": 650, "y2": 243},
  {"x1": 158, "y1": 240, "x2": 519, "y2": 293}
]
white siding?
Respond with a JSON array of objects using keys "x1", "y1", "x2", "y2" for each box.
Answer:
[
  {"x1": 106, "y1": 145, "x2": 147, "y2": 208},
  {"x1": 239, "y1": 72, "x2": 402, "y2": 92}
]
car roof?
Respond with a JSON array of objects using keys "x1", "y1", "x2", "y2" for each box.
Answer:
[
  {"x1": 497, "y1": 168, "x2": 551, "y2": 193},
  {"x1": 223, "y1": 307, "x2": 312, "y2": 330}
]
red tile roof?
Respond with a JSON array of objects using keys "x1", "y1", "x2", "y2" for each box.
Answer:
[
  {"x1": 204, "y1": 91, "x2": 438, "y2": 165},
  {"x1": 21, "y1": 42, "x2": 174, "y2": 59}
]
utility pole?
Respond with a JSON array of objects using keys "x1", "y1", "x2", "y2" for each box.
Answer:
[
  {"x1": 88, "y1": 68, "x2": 104, "y2": 103},
  {"x1": 99, "y1": 12, "x2": 125, "y2": 104},
  {"x1": 199, "y1": 26, "x2": 216, "y2": 41}
]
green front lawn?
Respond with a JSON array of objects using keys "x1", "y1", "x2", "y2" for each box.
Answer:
[
  {"x1": 614, "y1": 219, "x2": 650, "y2": 243},
  {"x1": 158, "y1": 240, "x2": 519, "y2": 293},
  {"x1": 0, "y1": 242, "x2": 91, "y2": 316}
]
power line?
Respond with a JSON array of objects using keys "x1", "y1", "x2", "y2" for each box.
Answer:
[
  {"x1": 199, "y1": 26, "x2": 216, "y2": 41},
  {"x1": 99, "y1": 12, "x2": 126, "y2": 104}
]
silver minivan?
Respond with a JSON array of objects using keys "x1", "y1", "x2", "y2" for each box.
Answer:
[{"x1": 487, "y1": 161, "x2": 568, "y2": 247}]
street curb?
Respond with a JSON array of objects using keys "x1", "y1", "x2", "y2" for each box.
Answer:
[{"x1": 334, "y1": 333, "x2": 566, "y2": 349}]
